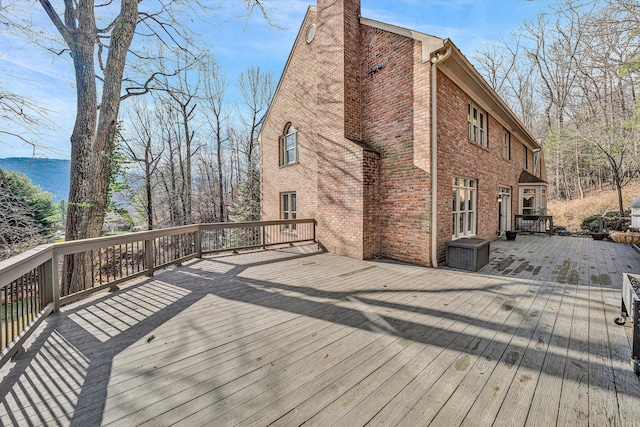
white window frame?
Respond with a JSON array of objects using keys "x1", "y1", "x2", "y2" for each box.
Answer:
[
  {"x1": 281, "y1": 191, "x2": 297, "y2": 232},
  {"x1": 452, "y1": 177, "x2": 477, "y2": 239},
  {"x1": 280, "y1": 124, "x2": 299, "y2": 166},
  {"x1": 519, "y1": 186, "x2": 548, "y2": 215},
  {"x1": 468, "y1": 102, "x2": 487, "y2": 148},
  {"x1": 503, "y1": 130, "x2": 511, "y2": 160}
]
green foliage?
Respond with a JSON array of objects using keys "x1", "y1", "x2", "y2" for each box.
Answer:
[
  {"x1": 105, "y1": 123, "x2": 130, "y2": 216},
  {"x1": 121, "y1": 210, "x2": 134, "y2": 231},
  {"x1": 58, "y1": 200, "x2": 67, "y2": 225},
  {"x1": 580, "y1": 211, "x2": 631, "y2": 232},
  {"x1": 0, "y1": 169, "x2": 58, "y2": 256},
  {"x1": 230, "y1": 169, "x2": 260, "y2": 222}
]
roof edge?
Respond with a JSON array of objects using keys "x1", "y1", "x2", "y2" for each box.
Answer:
[
  {"x1": 259, "y1": 5, "x2": 317, "y2": 141},
  {"x1": 435, "y1": 40, "x2": 541, "y2": 151},
  {"x1": 518, "y1": 169, "x2": 547, "y2": 184},
  {"x1": 360, "y1": 17, "x2": 444, "y2": 63}
]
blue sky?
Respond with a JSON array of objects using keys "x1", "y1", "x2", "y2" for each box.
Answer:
[{"x1": 0, "y1": 0, "x2": 554, "y2": 159}]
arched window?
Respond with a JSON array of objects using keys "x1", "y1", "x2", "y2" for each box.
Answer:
[{"x1": 280, "y1": 123, "x2": 299, "y2": 166}]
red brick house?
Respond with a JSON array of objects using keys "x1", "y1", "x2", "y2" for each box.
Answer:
[{"x1": 259, "y1": 0, "x2": 547, "y2": 267}]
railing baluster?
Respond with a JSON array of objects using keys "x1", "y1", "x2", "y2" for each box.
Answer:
[
  {"x1": 97, "y1": 248, "x2": 101, "y2": 285},
  {"x1": 0, "y1": 289, "x2": 4, "y2": 350},
  {"x1": 10, "y1": 280, "x2": 15, "y2": 343},
  {"x1": 23, "y1": 273, "x2": 28, "y2": 327},
  {"x1": 16, "y1": 278, "x2": 20, "y2": 340},
  {"x1": 21, "y1": 274, "x2": 26, "y2": 333},
  {"x1": 26, "y1": 271, "x2": 31, "y2": 325},
  {"x1": 4, "y1": 286, "x2": 8, "y2": 348}
]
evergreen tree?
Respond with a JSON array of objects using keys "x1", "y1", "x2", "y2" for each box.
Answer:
[{"x1": 230, "y1": 168, "x2": 260, "y2": 222}]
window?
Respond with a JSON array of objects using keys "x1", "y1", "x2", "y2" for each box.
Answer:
[
  {"x1": 522, "y1": 188, "x2": 536, "y2": 215},
  {"x1": 281, "y1": 192, "x2": 297, "y2": 231},
  {"x1": 280, "y1": 123, "x2": 299, "y2": 166},
  {"x1": 503, "y1": 130, "x2": 511, "y2": 160},
  {"x1": 452, "y1": 177, "x2": 476, "y2": 239},
  {"x1": 523, "y1": 146, "x2": 529, "y2": 170},
  {"x1": 468, "y1": 103, "x2": 487, "y2": 148},
  {"x1": 533, "y1": 149, "x2": 540, "y2": 172},
  {"x1": 519, "y1": 186, "x2": 548, "y2": 216}
]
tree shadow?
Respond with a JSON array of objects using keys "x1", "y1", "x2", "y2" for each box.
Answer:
[{"x1": 0, "y1": 242, "x2": 638, "y2": 425}]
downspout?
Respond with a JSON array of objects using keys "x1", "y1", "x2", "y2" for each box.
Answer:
[{"x1": 429, "y1": 44, "x2": 451, "y2": 268}]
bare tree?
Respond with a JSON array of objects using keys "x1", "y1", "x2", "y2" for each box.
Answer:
[
  {"x1": 231, "y1": 66, "x2": 274, "y2": 222},
  {"x1": 476, "y1": 0, "x2": 640, "y2": 208},
  {"x1": 4, "y1": 0, "x2": 270, "y2": 291},
  {"x1": 154, "y1": 52, "x2": 204, "y2": 225},
  {"x1": 202, "y1": 59, "x2": 230, "y2": 222},
  {"x1": 238, "y1": 66, "x2": 274, "y2": 172},
  {"x1": 122, "y1": 98, "x2": 164, "y2": 230},
  {"x1": 0, "y1": 85, "x2": 57, "y2": 151}
]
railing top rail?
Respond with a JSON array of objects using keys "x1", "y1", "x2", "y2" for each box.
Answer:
[
  {"x1": 0, "y1": 219, "x2": 317, "y2": 287},
  {"x1": 0, "y1": 244, "x2": 54, "y2": 288},
  {"x1": 199, "y1": 218, "x2": 316, "y2": 229},
  {"x1": 52, "y1": 224, "x2": 201, "y2": 257},
  {"x1": 515, "y1": 215, "x2": 553, "y2": 219}
]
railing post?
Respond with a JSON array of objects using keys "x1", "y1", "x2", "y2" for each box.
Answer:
[
  {"x1": 50, "y1": 252, "x2": 60, "y2": 313},
  {"x1": 313, "y1": 220, "x2": 317, "y2": 242},
  {"x1": 145, "y1": 238, "x2": 154, "y2": 277},
  {"x1": 195, "y1": 227, "x2": 202, "y2": 259},
  {"x1": 262, "y1": 225, "x2": 266, "y2": 249},
  {"x1": 548, "y1": 216, "x2": 553, "y2": 235},
  {"x1": 42, "y1": 256, "x2": 56, "y2": 311}
]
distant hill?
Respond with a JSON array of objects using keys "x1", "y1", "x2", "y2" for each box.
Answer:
[{"x1": 0, "y1": 157, "x2": 70, "y2": 202}]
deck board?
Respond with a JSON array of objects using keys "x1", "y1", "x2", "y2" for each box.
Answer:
[{"x1": 1, "y1": 236, "x2": 640, "y2": 426}]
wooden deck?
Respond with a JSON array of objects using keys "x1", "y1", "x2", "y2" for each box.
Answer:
[{"x1": 1, "y1": 235, "x2": 640, "y2": 426}]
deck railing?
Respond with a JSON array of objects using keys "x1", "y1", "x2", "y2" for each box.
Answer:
[
  {"x1": 0, "y1": 219, "x2": 316, "y2": 368},
  {"x1": 515, "y1": 215, "x2": 554, "y2": 235}
]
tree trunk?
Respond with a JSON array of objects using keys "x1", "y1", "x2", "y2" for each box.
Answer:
[
  {"x1": 41, "y1": 0, "x2": 138, "y2": 294},
  {"x1": 145, "y1": 161, "x2": 153, "y2": 230},
  {"x1": 217, "y1": 138, "x2": 224, "y2": 222}
]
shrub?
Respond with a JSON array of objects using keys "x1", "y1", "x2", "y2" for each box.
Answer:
[{"x1": 580, "y1": 210, "x2": 631, "y2": 232}]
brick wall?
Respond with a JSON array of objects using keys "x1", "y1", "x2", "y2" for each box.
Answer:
[
  {"x1": 261, "y1": 0, "x2": 541, "y2": 267},
  {"x1": 362, "y1": 148, "x2": 380, "y2": 258},
  {"x1": 343, "y1": 0, "x2": 362, "y2": 141},
  {"x1": 260, "y1": 8, "x2": 319, "y2": 226},
  {"x1": 360, "y1": 25, "x2": 433, "y2": 265},
  {"x1": 435, "y1": 70, "x2": 528, "y2": 262}
]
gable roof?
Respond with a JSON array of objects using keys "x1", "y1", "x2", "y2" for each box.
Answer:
[
  {"x1": 361, "y1": 18, "x2": 541, "y2": 152},
  {"x1": 260, "y1": 6, "x2": 317, "y2": 137},
  {"x1": 360, "y1": 17, "x2": 444, "y2": 61},
  {"x1": 260, "y1": 5, "x2": 541, "y2": 154},
  {"x1": 631, "y1": 194, "x2": 640, "y2": 209},
  {"x1": 518, "y1": 170, "x2": 547, "y2": 184}
]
